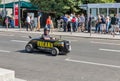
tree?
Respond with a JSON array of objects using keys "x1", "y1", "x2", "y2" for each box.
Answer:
[
  {"x1": 30, "y1": 0, "x2": 81, "y2": 16},
  {"x1": 30, "y1": 0, "x2": 115, "y2": 16}
]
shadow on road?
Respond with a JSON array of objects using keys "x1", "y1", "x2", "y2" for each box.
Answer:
[{"x1": 16, "y1": 50, "x2": 56, "y2": 56}]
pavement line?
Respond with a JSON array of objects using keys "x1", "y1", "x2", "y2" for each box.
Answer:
[
  {"x1": 0, "y1": 34, "x2": 14, "y2": 36},
  {"x1": 99, "y1": 48, "x2": 120, "y2": 53},
  {"x1": 0, "y1": 50, "x2": 10, "y2": 53},
  {"x1": 65, "y1": 58, "x2": 120, "y2": 69},
  {"x1": 21, "y1": 36, "x2": 27, "y2": 37},
  {"x1": 15, "y1": 78, "x2": 27, "y2": 81},
  {"x1": 91, "y1": 41, "x2": 120, "y2": 46},
  {"x1": 11, "y1": 40, "x2": 27, "y2": 43}
]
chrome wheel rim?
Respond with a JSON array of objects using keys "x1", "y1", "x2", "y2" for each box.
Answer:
[
  {"x1": 52, "y1": 50, "x2": 56, "y2": 55},
  {"x1": 26, "y1": 45, "x2": 31, "y2": 52}
]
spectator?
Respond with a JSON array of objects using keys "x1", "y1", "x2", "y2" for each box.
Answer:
[
  {"x1": 30, "y1": 16, "x2": 34, "y2": 31},
  {"x1": 88, "y1": 14, "x2": 92, "y2": 33},
  {"x1": 50, "y1": 20, "x2": 54, "y2": 33},
  {"x1": 111, "y1": 14, "x2": 119, "y2": 34},
  {"x1": 77, "y1": 15, "x2": 81, "y2": 32},
  {"x1": 5, "y1": 17, "x2": 9, "y2": 29},
  {"x1": 71, "y1": 16, "x2": 76, "y2": 32},
  {"x1": 101, "y1": 15, "x2": 106, "y2": 33},
  {"x1": 106, "y1": 16, "x2": 111, "y2": 33},
  {"x1": 95, "y1": 15, "x2": 102, "y2": 33},
  {"x1": 46, "y1": 16, "x2": 52, "y2": 30},
  {"x1": 26, "y1": 14, "x2": 32, "y2": 31},
  {"x1": 75, "y1": 15, "x2": 79, "y2": 32},
  {"x1": 62, "y1": 14, "x2": 68, "y2": 32},
  {"x1": 10, "y1": 17, "x2": 14, "y2": 28},
  {"x1": 34, "y1": 17, "x2": 38, "y2": 31},
  {"x1": 67, "y1": 15, "x2": 72, "y2": 32},
  {"x1": 80, "y1": 14, "x2": 85, "y2": 32},
  {"x1": 36, "y1": 15, "x2": 41, "y2": 31}
]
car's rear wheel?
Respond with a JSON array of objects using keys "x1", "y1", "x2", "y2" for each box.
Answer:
[
  {"x1": 25, "y1": 44, "x2": 33, "y2": 53},
  {"x1": 51, "y1": 47, "x2": 59, "y2": 56}
]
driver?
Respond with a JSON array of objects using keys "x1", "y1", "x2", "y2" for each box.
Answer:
[{"x1": 41, "y1": 28, "x2": 54, "y2": 40}]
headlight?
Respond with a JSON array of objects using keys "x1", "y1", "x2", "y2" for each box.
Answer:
[
  {"x1": 59, "y1": 42, "x2": 64, "y2": 47},
  {"x1": 54, "y1": 42, "x2": 64, "y2": 47}
]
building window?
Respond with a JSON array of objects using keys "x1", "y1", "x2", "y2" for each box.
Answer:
[
  {"x1": 99, "y1": 8, "x2": 107, "y2": 16},
  {"x1": 90, "y1": 8, "x2": 98, "y2": 17},
  {"x1": 109, "y1": 8, "x2": 117, "y2": 17}
]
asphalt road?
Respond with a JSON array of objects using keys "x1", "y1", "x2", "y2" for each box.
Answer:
[{"x1": 0, "y1": 31, "x2": 120, "y2": 81}]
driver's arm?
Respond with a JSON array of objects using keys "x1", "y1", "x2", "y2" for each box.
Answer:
[
  {"x1": 42, "y1": 34, "x2": 51, "y2": 40},
  {"x1": 50, "y1": 37, "x2": 56, "y2": 40},
  {"x1": 44, "y1": 37, "x2": 50, "y2": 40}
]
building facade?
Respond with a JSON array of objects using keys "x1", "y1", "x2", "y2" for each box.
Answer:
[{"x1": 1, "y1": 0, "x2": 29, "y2": 16}]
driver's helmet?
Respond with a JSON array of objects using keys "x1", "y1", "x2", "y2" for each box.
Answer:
[{"x1": 44, "y1": 27, "x2": 50, "y2": 32}]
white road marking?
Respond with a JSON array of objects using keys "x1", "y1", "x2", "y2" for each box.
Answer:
[
  {"x1": 0, "y1": 50, "x2": 10, "y2": 53},
  {"x1": 21, "y1": 36, "x2": 28, "y2": 38},
  {"x1": 0, "y1": 34, "x2": 14, "y2": 36},
  {"x1": 91, "y1": 41, "x2": 120, "y2": 46},
  {"x1": 15, "y1": 78, "x2": 26, "y2": 81},
  {"x1": 65, "y1": 58, "x2": 120, "y2": 69},
  {"x1": 99, "y1": 48, "x2": 120, "y2": 53},
  {"x1": 11, "y1": 40, "x2": 27, "y2": 43}
]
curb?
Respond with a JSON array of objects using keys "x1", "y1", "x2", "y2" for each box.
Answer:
[
  {"x1": 0, "y1": 29, "x2": 120, "y2": 40},
  {"x1": 51, "y1": 34, "x2": 120, "y2": 40}
]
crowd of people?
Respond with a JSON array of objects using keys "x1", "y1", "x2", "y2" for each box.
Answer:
[
  {"x1": 58, "y1": 13, "x2": 86, "y2": 32},
  {"x1": 58, "y1": 13, "x2": 120, "y2": 35},
  {"x1": 26, "y1": 14, "x2": 54, "y2": 32},
  {"x1": 93, "y1": 14, "x2": 120, "y2": 34},
  {"x1": 2, "y1": 12, "x2": 120, "y2": 35},
  {"x1": 1, "y1": 16, "x2": 14, "y2": 29}
]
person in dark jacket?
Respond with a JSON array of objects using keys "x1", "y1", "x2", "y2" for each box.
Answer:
[
  {"x1": 62, "y1": 14, "x2": 68, "y2": 32},
  {"x1": 101, "y1": 15, "x2": 106, "y2": 33},
  {"x1": 111, "y1": 14, "x2": 119, "y2": 34}
]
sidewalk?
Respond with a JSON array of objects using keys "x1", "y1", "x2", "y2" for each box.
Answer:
[{"x1": 0, "y1": 28, "x2": 120, "y2": 40}]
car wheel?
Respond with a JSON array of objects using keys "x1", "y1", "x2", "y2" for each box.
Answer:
[
  {"x1": 25, "y1": 44, "x2": 33, "y2": 53},
  {"x1": 51, "y1": 47, "x2": 59, "y2": 56}
]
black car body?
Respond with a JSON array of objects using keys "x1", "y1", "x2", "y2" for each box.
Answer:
[{"x1": 25, "y1": 37, "x2": 71, "y2": 56}]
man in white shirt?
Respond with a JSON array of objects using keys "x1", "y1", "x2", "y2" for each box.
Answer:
[
  {"x1": 80, "y1": 14, "x2": 85, "y2": 32},
  {"x1": 26, "y1": 14, "x2": 32, "y2": 31}
]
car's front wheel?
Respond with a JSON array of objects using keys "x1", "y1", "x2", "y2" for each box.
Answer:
[
  {"x1": 51, "y1": 47, "x2": 59, "y2": 56},
  {"x1": 25, "y1": 44, "x2": 33, "y2": 53}
]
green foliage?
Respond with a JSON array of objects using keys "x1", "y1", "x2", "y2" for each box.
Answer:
[
  {"x1": 30, "y1": 0, "x2": 115, "y2": 16},
  {"x1": 82, "y1": 0, "x2": 115, "y2": 3},
  {"x1": 30, "y1": 0, "x2": 81, "y2": 16}
]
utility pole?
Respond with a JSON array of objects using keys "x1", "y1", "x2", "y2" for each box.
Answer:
[
  {"x1": 18, "y1": 0, "x2": 21, "y2": 29},
  {"x1": 3, "y1": 0, "x2": 6, "y2": 17}
]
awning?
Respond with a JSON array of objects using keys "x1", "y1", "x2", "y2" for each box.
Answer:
[{"x1": 0, "y1": 1, "x2": 38, "y2": 10}]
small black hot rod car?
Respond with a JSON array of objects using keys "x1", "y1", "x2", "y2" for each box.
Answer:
[{"x1": 25, "y1": 37, "x2": 71, "y2": 56}]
